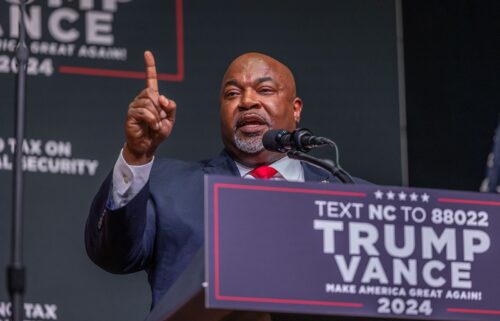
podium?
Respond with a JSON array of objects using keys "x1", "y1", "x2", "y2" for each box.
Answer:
[
  {"x1": 146, "y1": 176, "x2": 500, "y2": 321},
  {"x1": 144, "y1": 248, "x2": 373, "y2": 321},
  {"x1": 143, "y1": 248, "x2": 379, "y2": 321},
  {"x1": 144, "y1": 248, "x2": 272, "y2": 321}
]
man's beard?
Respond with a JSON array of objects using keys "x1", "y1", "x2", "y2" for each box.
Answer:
[{"x1": 233, "y1": 131, "x2": 264, "y2": 154}]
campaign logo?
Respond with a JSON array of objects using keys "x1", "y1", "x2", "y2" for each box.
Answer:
[
  {"x1": 0, "y1": 0, "x2": 184, "y2": 81},
  {"x1": 206, "y1": 176, "x2": 500, "y2": 320}
]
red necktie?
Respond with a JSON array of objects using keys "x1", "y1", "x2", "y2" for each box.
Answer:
[{"x1": 250, "y1": 166, "x2": 278, "y2": 179}]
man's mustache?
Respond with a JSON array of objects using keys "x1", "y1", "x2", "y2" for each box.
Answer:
[{"x1": 234, "y1": 112, "x2": 271, "y2": 128}]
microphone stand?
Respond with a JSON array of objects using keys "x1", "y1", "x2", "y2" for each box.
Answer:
[
  {"x1": 7, "y1": 1, "x2": 29, "y2": 321},
  {"x1": 287, "y1": 150, "x2": 354, "y2": 184}
]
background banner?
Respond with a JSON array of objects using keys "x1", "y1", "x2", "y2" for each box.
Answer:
[{"x1": 0, "y1": 1, "x2": 402, "y2": 320}]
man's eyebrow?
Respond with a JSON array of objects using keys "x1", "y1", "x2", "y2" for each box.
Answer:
[
  {"x1": 224, "y1": 79, "x2": 240, "y2": 87},
  {"x1": 254, "y1": 77, "x2": 274, "y2": 84}
]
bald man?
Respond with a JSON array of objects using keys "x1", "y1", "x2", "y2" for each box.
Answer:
[{"x1": 85, "y1": 52, "x2": 350, "y2": 308}]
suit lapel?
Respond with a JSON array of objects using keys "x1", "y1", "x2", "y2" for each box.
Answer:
[
  {"x1": 203, "y1": 150, "x2": 240, "y2": 176},
  {"x1": 302, "y1": 162, "x2": 339, "y2": 184}
]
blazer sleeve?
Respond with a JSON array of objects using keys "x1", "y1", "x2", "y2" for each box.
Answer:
[{"x1": 84, "y1": 172, "x2": 156, "y2": 274}]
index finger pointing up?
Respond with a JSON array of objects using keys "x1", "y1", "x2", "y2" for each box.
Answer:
[{"x1": 144, "y1": 50, "x2": 158, "y2": 92}]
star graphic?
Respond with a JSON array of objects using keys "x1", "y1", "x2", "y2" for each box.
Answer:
[
  {"x1": 410, "y1": 192, "x2": 418, "y2": 202},
  {"x1": 398, "y1": 191, "x2": 407, "y2": 201},
  {"x1": 374, "y1": 190, "x2": 384, "y2": 199},
  {"x1": 386, "y1": 191, "x2": 395, "y2": 200},
  {"x1": 421, "y1": 193, "x2": 430, "y2": 202}
]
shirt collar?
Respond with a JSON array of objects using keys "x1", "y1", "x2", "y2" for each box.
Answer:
[{"x1": 235, "y1": 156, "x2": 304, "y2": 182}]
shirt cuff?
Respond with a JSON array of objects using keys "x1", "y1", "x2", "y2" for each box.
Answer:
[{"x1": 110, "y1": 149, "x2": 153, "y2": 209}]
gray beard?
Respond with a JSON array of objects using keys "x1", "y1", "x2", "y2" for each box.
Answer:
[{"x1": 233, "y1": 132, "x2": 264, "y2": 154}]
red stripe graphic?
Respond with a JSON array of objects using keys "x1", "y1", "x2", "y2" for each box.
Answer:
[
  {"x1": 212, "y1": 183, "x2": 364, "y2": 308},
  {"x1": 217, "y1": 295, "x2": 363, "y2": 308},
  {"x1": 214, "y1": 183, "x2": 367, "y2": 197},
  {"x1": 59, "y1": 0, "x2": 184, "y2": 82},
  {"x1": 214, "y1": 185, "x2": 220, "y2": 297},
  {"x1": 448, "y1": 308, "x2": 500, "y2": 315},
  {"x1": 438, "y1": 197, "x2": 500, "y2": 206}
]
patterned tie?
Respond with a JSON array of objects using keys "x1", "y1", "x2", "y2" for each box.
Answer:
[{"x1": 250, "y1": 166, "x2": 278, "y2": 180}]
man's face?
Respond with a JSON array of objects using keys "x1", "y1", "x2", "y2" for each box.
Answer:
[{"x1": 219, "y1": 53, "x2": 302, "y2": 165}]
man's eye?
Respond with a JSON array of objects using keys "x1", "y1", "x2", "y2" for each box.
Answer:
[
  {"x1": 225, "y1": 91, "x2": 239, "y2": 98},
  {"x1": 259, "y1": 87, "x2": 275, "y2": 94}
]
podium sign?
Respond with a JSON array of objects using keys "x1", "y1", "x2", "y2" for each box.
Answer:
[{"x1": 205, "y1": 175, "x2": 500, "y2": 320}]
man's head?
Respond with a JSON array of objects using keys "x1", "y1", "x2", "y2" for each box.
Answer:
[{"x1": 219, "y1": 52, "x2": 303, "y2": 166}]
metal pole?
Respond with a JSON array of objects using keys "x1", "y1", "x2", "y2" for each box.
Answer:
[
  {"x1": 395, "y1": 0, "x2": 409, "y2": 187},
  {"x1": 7, "y1": 1, "x2": 29, "y2": 320}
]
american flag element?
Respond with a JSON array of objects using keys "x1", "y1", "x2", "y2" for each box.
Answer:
[{"x1": 480, "y1": 116, "x2": 500, "y2": 193}]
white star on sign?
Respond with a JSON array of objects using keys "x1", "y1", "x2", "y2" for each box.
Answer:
[
  {"x1": 398, "y1": 191, "x2": 407, "y2": 201},
  {"x1": 374, "y1": 190, "x2": 384, "y2": 199},
  {"x1": 386, "y1": 191, "x2": 395, "y2": 200},
  {"x1": 421, "y1": 193, "x2": 430, "y2": 202},
  {"x1": 410, "y1": 192, "x2": 418, "y2": 201}
]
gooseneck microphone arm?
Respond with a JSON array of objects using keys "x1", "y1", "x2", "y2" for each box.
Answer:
[
  {"x1": 287, "y1": 150, "x2": 354, "y2": 184},
  {"x1": 8, "y1": 1, "x2": 29, "y2": 321}
]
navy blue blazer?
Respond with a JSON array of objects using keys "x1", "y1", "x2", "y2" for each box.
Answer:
[{"x1": 85, "y1": 150, "x2": 362, "y2": 308}]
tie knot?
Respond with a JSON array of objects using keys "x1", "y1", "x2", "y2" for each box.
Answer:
[{"x1": 250, "y1": 166, "x2": 278, "y2": 179}]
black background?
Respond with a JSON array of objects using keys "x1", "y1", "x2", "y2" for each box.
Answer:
[{"x1": 404, "y1": 0, "x2": 500, "y2": 191}]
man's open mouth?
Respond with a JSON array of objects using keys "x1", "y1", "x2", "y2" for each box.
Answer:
[{"x1": 236, "y1": 113, "x2": 269, "y2": 134}]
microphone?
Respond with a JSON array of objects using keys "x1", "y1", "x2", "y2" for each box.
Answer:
[{"x1": 262, "y1": 128, "x2": 330, "y2": 153}]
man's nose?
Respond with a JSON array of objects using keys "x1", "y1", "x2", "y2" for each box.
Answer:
[{"x1": 238, "y1": 89, "x2": 260, "y2": 110}]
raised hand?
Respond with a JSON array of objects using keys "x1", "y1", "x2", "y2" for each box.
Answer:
[{"x1": 123, "y1": 51, "x2": 177, "y2": 164}]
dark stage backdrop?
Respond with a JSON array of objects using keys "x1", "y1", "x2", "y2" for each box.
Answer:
[
  {"x1": 0, "y1": 1, "x2": 403, "y2": 320},
  {"x1": 404, "y1": 0, "x2": 500, "y2": 191}
]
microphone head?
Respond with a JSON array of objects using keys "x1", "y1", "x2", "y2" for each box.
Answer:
[{"x1": 262, "y1": 129, "x2": 289, "y2": 153}]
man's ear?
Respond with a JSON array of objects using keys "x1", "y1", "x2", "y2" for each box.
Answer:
[{"x1": 293, "y1": 97, "x2": 303, "y2": 125}]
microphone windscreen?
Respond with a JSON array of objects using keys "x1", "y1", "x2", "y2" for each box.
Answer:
[{"x1": 262, "y1": 129, "x2": 288, "y2": 152}]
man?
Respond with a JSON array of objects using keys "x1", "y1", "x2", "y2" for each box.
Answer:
[{"x1": 85, "y1": 51, "x2": 359, "y2": 308}]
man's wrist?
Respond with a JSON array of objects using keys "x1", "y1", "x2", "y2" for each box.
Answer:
[
  {"x1": 123, "y1": 143, "x2": 154, "y2": 165},
  {"x1": 111, "y1": 148, "x2": 154, "y2": 209}
]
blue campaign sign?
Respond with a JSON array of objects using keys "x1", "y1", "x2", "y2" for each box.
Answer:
[{"x1": 204, "y1": 175, "x2": 500, "y2": 320}]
